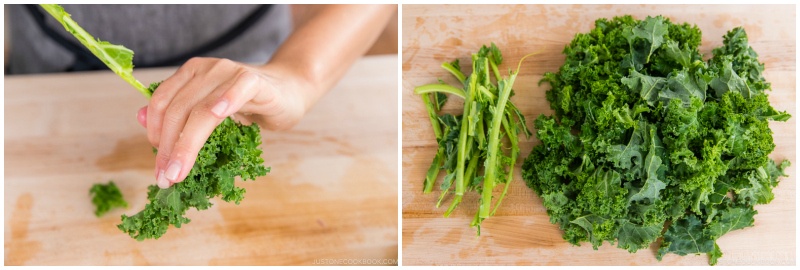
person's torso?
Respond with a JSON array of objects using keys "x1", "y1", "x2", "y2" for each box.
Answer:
[{"x1": 9, "y1": 4, "x2": 292, "y2": 74}]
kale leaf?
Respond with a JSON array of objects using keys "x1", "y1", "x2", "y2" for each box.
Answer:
[
  {"x1": 522, "y1": 15, "x2": 790, "y2": 265},
  {"x1": 90, "y1": 181, "x2": 128, "y2": 217},
  {"x1": 117, "y1": 83, "x2": 269, "y2": 241}
]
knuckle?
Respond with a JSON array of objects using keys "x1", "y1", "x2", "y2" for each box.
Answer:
[
  {"x1": 184, "y1": 57, "x2": 205, "y2": 67},
  {"x1": 177, "y1": 61, "x2": 198, "y2": 76},
  {"x1": 171, "y1": 144, "x2": 191, "y2": 160},
  {"x1": 163, "y1": 108, "x2": 185, "y2": 126},
  {"x1": 191, "y1": 105, "x2": 210, "y2": 118},
  {"x1": 217, "y1": 58, "x2": 234, "y2": 67},
  {"x1": 151, "y1": 95, "x2": 170, "y2": 113},
  {"x1": 211, "y1": 58, "x2": 238, "y2": 73},
  {"x1": 163, "y1": 97, "x2": 193, "y2": 118},
  {"x1": 229, "y1": 69, "x2": 260, "y2": 97},
  {"x1": 239, "y1": 69, "x2": 259, "y2": 82},
  {"x1": 156, "y1": 152, "x2": 171, "y2": 166},
  {"x1": 178, "y1": 57, "x2": 212, "y2": 77}
]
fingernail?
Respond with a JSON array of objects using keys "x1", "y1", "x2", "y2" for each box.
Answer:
[
  {"x1": 211, "y1": 99, "x2": 229, "y2": 117},
  {"x1": 157, "y1": 170, "x2": 170, "y2": 189},
  {"x1": 137, "y1": 106, "x2": 147, "y2": 128},
  {"x1": 165, "y1": 160, "x2": 182, "y2": 182}
]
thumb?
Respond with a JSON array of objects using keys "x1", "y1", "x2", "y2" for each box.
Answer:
[{"x1": 137, "y1": 106, "x2": 148, "y2": 128}]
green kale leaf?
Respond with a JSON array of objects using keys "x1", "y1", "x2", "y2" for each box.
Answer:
[
  {"x1": 118, "y1": 82, "x2": 269, "y2": 240},
  {"x1": 523, "y1": 15, "x2": 790, "y2": 265},
  {"x1": 90, "y1": 181, "x2": 129, "y2": 217}
]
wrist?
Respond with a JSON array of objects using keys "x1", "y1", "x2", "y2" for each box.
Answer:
[
  {"x1": 259, "y1": 60, "x2": 324, "y2": 113},
  {"x1": 231, "y1": 61, "x2": 313, "y2": 131}
]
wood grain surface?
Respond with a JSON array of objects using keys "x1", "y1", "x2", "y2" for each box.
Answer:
[
  {"x1": 401, "y1": 4, "x2": 795, "y2": 266},
  {"x1": 4, "y1": 55, "x2": 399, "y2": 266}
]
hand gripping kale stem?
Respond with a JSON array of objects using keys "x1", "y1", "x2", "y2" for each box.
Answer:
[{"x1": 41, "y1": 4, "x2": 269, "y2": 240}]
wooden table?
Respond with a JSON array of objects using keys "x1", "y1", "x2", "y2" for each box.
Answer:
[
  {"x1": 4, "y1": 55, "x2": 398, "y2": 265},
  {"x1": 402, "y1": 5, "x2": 795, "y2": 266}
]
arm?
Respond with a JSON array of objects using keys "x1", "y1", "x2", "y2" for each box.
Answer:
[
  {"x1": 138, "y1": 4, "x2": 397, "y2": 188},
  {"x1": 269, "y1": 4, "x2": 396, "y2": 114}
]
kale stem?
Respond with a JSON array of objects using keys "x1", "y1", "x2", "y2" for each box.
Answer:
[
  {"x1": 421, "y1": 93, "x2": 444, "y2": 194},
  {"x1": 470, "y1": 209, "x2": 482, "y2": 235},
  {"x1": 479, "y1": 86, "x2": 497, "y2": 101},
  {"x1": 436, "y1": 170, "x2": 453, "y2": 208},
  {"x1": 453, "y1": 73, "x2": 478, "y2": 206},
  {"x1": 423, "y1": 150, "x2": 442, "y2": 194},
  {"x1": 421, "y1": 93, "x2": 443, "y2": 139},
  {"x1": 479, "y1": 74, "x2": 518, "y2": 219},
  {"x1": 444, "y1": 194, "x2": 462, "y2": 217},
  {"x1": 476, "y1": 111, "x2": 486, "y2": 149},
  {"x1": 441, "y1": 62, "x2": 467, "y2": 84},
  {"x1": 464, "y1": 150, "x2": 480, "y2": 191},
  {"x1": 489, "y1": 59, "x2": 501, "y2": 83},
  {"x1": 415, "y1": 84, "x2": 466, "y2": 99},
  {"x1": 490, "y1": 114, "x2": 518, "y2": 216}
]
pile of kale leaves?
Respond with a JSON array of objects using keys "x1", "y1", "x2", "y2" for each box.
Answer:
[{"x1": 522, "y1": 15, "x2": 790, "y2": 265}]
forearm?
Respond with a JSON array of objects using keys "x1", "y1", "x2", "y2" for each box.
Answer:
[{"x1": 263, "y1": 4, "x2": 396, "y2": 112}]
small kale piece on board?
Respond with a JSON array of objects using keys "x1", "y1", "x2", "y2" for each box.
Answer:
[{"x1": 90, "y1": 181, "x2": 129, "y2": 217}]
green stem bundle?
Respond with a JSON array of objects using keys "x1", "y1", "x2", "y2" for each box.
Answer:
[{"x1": 415, "y1": 43, "x2": 533, "y2": 233}]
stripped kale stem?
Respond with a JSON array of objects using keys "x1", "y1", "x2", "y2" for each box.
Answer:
[
  {"x1": 421, "y1": 93, "x2": 443, "y2": 193},
  {"x1": 415, "y1": 84, "x2": 466, "y2": 99},
  {"x1": 478, "y1": 51, "x2": 537, "y2": 222},
  {"x1": 415, "y1": 44, "x2": 534, "y2": 233}
]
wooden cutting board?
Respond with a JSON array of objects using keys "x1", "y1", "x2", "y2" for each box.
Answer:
[
  {"x1": 4, "y1": 55, "x2": 398, "y2": 265},
  {"x1": 402, "y1": 5, "x2": 795, "y2": 266}
]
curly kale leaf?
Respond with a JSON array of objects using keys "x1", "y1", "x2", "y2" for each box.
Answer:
[
  {"x1": 90, "y1": 181, "x2": 128, "y2": 217},
  {"x1": 523, "y1": 15, "x2": 790, "y2": 265},
  {"x1": 117, "y1": 83, "x2": 269, "y2": 241},
  {"x1": 621, "y1": 15, "x2": 669, "y2": 70}
]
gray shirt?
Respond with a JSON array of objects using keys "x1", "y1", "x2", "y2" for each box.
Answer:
[{"x1": 8, "y1": 4, "x2": 292, "y2": 74}]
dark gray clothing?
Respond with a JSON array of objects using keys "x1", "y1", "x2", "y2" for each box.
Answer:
[{"x1": 8, "y1": 4, "x2": 291, "y2": 74}]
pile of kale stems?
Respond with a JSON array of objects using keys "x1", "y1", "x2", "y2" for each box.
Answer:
[
  {"x1": 416, "y1": 43, "x2": 533, "y2": 233},
  {"x1": 521, "y1": 15, "x2": 790, "y2": 265},
  {"x1": 42, "y1": 4, "x2": 269, "y2": 241}
]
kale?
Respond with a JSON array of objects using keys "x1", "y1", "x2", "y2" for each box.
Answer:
[
  {"x1": 522, "y1": 15, "x2": 790, "y2": 265},
  {"x1": 116, "y1": 83, "x2": 269, "y2": 241},
  {"x1": 90, "y1": 181, "x2": 128, "y2": 217},
  {"x1": 416, "y1": 44, "x2": 532, "y2": 233},
  {"x1": 41, "y1": 4, "x2": 269, "y2": 240}
]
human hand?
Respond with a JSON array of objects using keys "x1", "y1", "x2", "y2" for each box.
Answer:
[
  {"x1": 137, "y1": 4, "x2": 396, "y2": 189},
  {"x1": 136, "y1": 57, "x2": 313, "y2": 189}
]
